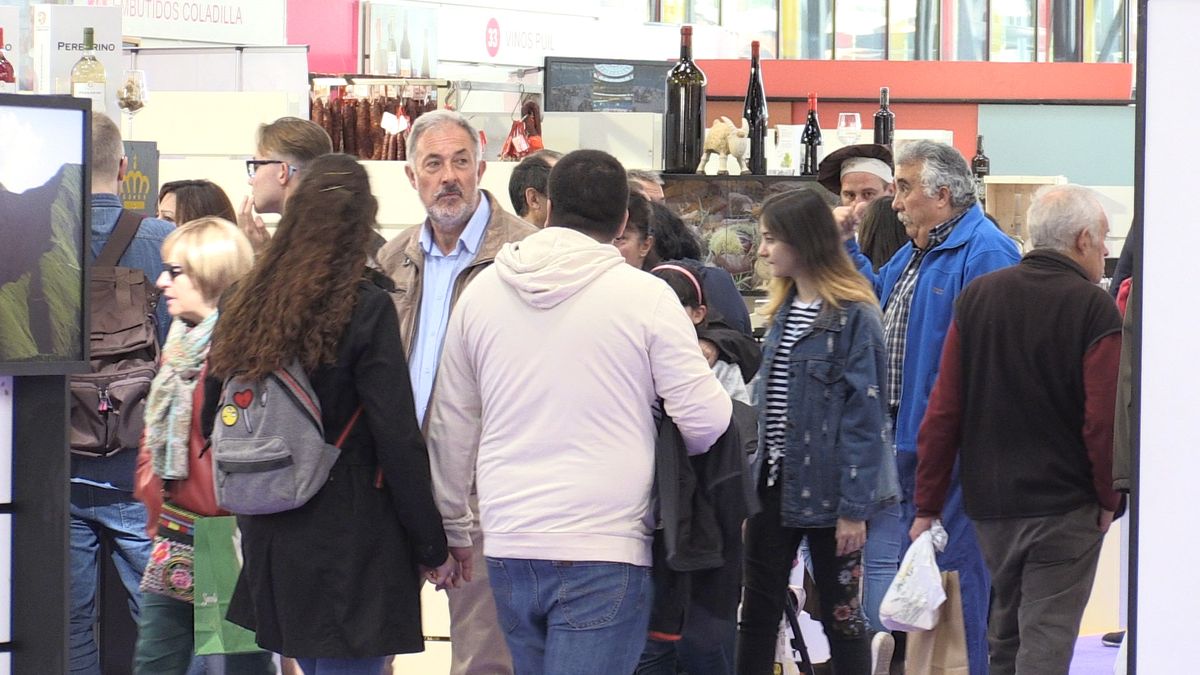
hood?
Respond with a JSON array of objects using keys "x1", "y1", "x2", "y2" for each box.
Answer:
[{"x1": 494, "y1": 227, "x2": 625, "y2": 309}]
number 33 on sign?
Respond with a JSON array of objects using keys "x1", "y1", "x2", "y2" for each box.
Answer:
[{"x1": 485, "y1": 17, "x2": 500, "y2": 57}]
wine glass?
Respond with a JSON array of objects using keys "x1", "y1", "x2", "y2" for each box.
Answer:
[
  {"x1": 836, "y1": 112, "x2": 862, "y2": 145},
  {"x1": 118, "y1": 70, "x2": 148, "y2": 120}
]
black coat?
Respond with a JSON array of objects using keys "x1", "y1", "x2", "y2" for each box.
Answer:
[{"x1": 215, "y1": 281, "x2": 448, "y2": 658}]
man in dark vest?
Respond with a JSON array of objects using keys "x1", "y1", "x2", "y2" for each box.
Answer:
[{"x1": 912, "y1": 184, "x2": 1123, "y2": 675}]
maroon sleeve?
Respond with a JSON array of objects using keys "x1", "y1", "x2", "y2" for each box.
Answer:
[
  {"x1": 915, "y1": 321, "x2": 965, "y2": 518},
  {"x1": 1083, "y1": 332, "x2": 1123, "y2": 512}
]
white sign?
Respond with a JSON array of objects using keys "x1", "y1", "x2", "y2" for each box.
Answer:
[
  {"x1": 434, "y1": 5, "x2": 599, "y2": 67},
  {"x1": 0, "y1": 7, "x2": 18, "y2": 90},
  {"x1": 31, "y1": 4, "x2": 123, "y2": 120},
  {"x1": 122, "y1": 0, "x2": 287, "y2": 46}
]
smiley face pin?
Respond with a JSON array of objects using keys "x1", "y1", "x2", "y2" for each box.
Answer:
[{"x1": 220, "y1": 404, "x2": 239, "y2": 427}]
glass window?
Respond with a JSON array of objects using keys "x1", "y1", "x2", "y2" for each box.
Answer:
[
  {"x1": 723, "y1": 0, "x2": 779, "y2": 57},
  {"x1": 1089, "y1": 0, "x2": 1127, "y2": 63},
  {"x1": 888, "y1": 0, "x2": 917, "y2": 60},
  {"x1": 949, "y1": 0, "x2": 988, "y2": 61},
  {"x1": 834, "y1": 0, "x2": 886, "y2": 60},
  {"x1": 656, "y1": 0, "x2": 721, "y2": 24},
  {"x1": 991, "y1": 0, "x2": 1037, "y2": 62},
  {"x1": 783, "y1": 0, "x2": 833, "y2": 59}
]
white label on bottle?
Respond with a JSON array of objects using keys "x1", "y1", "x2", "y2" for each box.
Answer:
[
  {"x1": 72, "y1": 82, "x2": 106, "y2": 113},
  {"x1": 386, "y1": 52, "x2": 398, "y2": 75},
  {"x1": 0, "y1": 82, "x2": 14, "y2": 94},
  {"x1": 400, "y1": 59, "x2": 413, "y2": 78}
]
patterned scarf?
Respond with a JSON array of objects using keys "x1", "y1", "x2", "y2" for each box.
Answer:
[{"x1": 144, "y1": 311, "x2": 218, "y2": 480}]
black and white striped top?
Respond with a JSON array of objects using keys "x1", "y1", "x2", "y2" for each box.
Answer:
[{"x1": 764, "y1": 297, "x2": 822, "y2": 487}]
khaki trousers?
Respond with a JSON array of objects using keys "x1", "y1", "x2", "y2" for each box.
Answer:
[{"x1": 447, "y1": 500, "x2": 513, "y2": 675}]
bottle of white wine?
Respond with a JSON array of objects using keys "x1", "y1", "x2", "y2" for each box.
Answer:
[{"x1": 70, "y1": 27, "x2": 106, "y2": 114}]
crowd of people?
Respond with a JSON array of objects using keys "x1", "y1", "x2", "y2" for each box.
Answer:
[{"x1": 73, "y1": 108, "x2": 1126, "y2": 675}]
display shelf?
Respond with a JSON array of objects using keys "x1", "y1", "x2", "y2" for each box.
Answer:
[{"x1": 983, "y1": 175, "x2": 1068, "y2": 251}]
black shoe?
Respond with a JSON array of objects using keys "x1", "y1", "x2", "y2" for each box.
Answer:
[{"x1": 1102, "y1": 630, "x2": 1125, "y2": 647}]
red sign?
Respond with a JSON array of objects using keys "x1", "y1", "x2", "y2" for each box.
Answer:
[{"x1": 485, "y1": 17, "x2": 499, "y2": 57}]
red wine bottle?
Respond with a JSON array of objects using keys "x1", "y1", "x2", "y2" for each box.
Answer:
[
  {"x1": 972, "y1": 134, "x2": 991, "y2": 207},
  {"x1": 663, "y1": 26, "x2": 707, "y2": 174},
  {"x1": 800, "y1": 92, "x2": 822, "y2": 176},
  {"x1": 743, "y1": 41, "x2": 768, "y2": 175},
  {"x1": 873, "y1": 86, "x2": 894, "y2": 147},
  {"x1": 0, "y1": 28, "x2": 15, "y2": 93}
]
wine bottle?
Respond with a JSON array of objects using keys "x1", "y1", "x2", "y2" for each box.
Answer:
[
  {"x1": 420, "y1": 29, "x2": 432, "y2": 78},
  {"x1": 743, "y1": 41, "x2": 768, "y2": 175},
  {"x1": 399, "y1": 14, "x2": 413, "y2": 78},
  {"x1": 386, "y1": 20, "x2": 398, "y2": 75},
  {"x1": 972, "y1": 134, "x2": 991, "y2": 207},
  {"x1": 873, "y1": 86, "x2": 894, "y2": 147},
  {"x1": 371, "y1": 18, "x2": 386, "y2": 75},
  {"x1": 800, "y1": 92, "x2": 822, "y2": 176},
  {"x1": 663, "y1": 26, "x2": 707, "y2": 174},
  {"x1": 70, "y1": 27, "x2": 107, "y2": 114},
  {"x1": 0, "y1": 28, "x2": 15, "y2": 94}
]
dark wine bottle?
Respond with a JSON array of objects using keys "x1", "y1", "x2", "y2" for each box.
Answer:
[
  {"x1": 800, "y1": 92, "x2": 822, "y2": 176},
  {"x1": 663, "y1": 26, "x2": 707, "y2": 174},
  {"x1": 743, "y1": 41, "x2": 768, "y2": 175},
  {"x1": 873, "y1": 86, "x2": 895, "y2": 147},
  {"x1": 972, "y1": 134, "x2": 991, "y2": 207}
]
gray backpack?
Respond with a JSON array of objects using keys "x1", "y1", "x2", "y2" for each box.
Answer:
[{"x1": 210, "y1": 361, "x2": 362, "y2": 515}]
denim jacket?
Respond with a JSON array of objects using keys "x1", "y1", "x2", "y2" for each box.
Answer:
[{"x1": 752, "y1": 295, "x2": 900, "y2": 528}]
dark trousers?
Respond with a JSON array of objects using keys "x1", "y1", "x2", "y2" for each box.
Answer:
[
  {"x1": 134, "y1": 592, "x2": 275, "y2": 675},
  {"x1": 735, "y1": 484, "x2": 869, "y2": 675},
  {"x1": 974, "y1": 503, "x2": 1106, "y2": 675}
]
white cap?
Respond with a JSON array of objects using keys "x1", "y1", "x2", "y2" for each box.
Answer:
[{"x1": 840, "y1": 157, "x2": 894, "y2": 184}]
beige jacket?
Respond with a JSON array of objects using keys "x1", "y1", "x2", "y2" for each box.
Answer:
[{"x1": 376, "y1": 190, "x2": 537, "y2": 357}]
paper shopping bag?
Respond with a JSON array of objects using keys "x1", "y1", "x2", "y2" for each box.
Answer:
[
  {"x1": 193, "y1": 516, "x2": 263, "y2": 655},
  {"x1": 905, "y1": 571, "x2": 970, "y2": 675}
]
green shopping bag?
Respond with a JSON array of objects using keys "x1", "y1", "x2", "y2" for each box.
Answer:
[{"x1": 193, "y1": 516, "x2": 264, "y2": 655}]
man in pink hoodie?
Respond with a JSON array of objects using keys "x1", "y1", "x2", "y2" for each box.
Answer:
[{"x1": 427, "y1": 149, "x2": 732, "y2": 675}]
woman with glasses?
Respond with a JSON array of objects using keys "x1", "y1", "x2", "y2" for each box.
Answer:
[
  {"x1": 241, "y1": 117, "x2": 332, "y2": 253},
  {"x1": 132, "y1": 217, "x2": 269, "y2": 674},
  {"x1": 207, "y1": 153, "x2": 453, "y2": 674}
]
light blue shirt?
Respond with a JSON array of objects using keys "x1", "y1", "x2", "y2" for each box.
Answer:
[{"x1": 411, "y1": 197, "x2": 491, "y2": 423}]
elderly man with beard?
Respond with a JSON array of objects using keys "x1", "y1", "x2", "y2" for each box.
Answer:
[
  {"x1": 377, "y1": 109, "x2": 536, "y2": 675},
  {"x1": 845, "y1": 140, "x2": 1020, "y2": 675}
]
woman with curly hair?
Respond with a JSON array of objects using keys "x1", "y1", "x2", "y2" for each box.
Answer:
[
  {"x1": 206, "y1": 153, "x2": 452, "y2": 674},
  {"x1": 736, "y1": 189, "x2": 899, "y2": 675}
]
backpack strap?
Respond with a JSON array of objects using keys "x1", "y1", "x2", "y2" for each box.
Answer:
[
  {"x1": 335, "y1": 406, "x2": 363, "y2": 448},
  {"x1": 96, "y1": 209, "x2": 145, "y2": 267}
]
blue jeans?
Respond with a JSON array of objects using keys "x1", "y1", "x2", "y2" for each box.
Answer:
[
  {"x1": 897, "y1": 451, "x2": 991, "y2": 675},
  {"x1": 487, "y1": 557, "x2": 653, "y2": 675},
  {"x1": 70, "y1": 483, "x2": 152, "y2": 675},
  {"x1": 294, "y1": 657, "x2": 387, "y2": 674},
  {"x1": 863, "y1": 502, "x2": 904, "y2": 633}
]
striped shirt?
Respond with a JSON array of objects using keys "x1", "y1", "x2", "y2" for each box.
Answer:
[
  {"x1": 881, "y1": 211, "x2": 967, "y2": 410},
  {"x1": 764, "y1": 297, "x2": 822, "y2": 487}
]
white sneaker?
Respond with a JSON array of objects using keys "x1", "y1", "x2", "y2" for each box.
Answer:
[{"x1": 871, "y1": 632, "x2": 895, "y2": 675}]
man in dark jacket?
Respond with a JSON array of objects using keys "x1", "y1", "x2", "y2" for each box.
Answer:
[{"x1": 912, "y1": 184, "x2": 1122, "y2": 675}]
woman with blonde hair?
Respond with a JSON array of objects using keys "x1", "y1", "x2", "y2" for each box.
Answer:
[
  {"x1": 133, "y1": 217, "x2": 271, "y2": 673},
  {"x1": 206, "y1": 153, "x2": 452, "y2": 674},
  {"x1": 737, "y1": 188, "x2": 899, "y2": 675}
]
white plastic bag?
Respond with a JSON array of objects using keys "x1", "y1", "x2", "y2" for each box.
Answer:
[{"x1": 879, "y1": 520, "x2": 948, "y2": 632}]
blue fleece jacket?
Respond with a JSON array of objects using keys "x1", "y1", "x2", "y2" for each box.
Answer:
[{"x1": 847, "y1": 203, "x2": 1019, "y2": 454}]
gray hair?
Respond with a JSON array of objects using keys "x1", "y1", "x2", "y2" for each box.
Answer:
[
  {"x1": 405, "y1": 109, "x2": 481, "y2": 164},
  {"x1": 895, "y1": 140, "x2": 976, "y2": 209},
  {"x1": 1027, "y1": 184, "x2": 1106, "y2": 252}
]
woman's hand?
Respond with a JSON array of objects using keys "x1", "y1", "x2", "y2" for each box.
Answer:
[
  {"x1": 422, "y1": 554, "x2": 458, "y2": 590},
  {"x1": 835, "y1": 517, "x2": 866, "y2": 556}
]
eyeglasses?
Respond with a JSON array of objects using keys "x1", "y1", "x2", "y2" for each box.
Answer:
[
  {"x1": 162, "y1": 263, "x2": 185, "y2": 280},
  {"x1": 246, "y1": 159, "x2": 292, "y2": 178}
]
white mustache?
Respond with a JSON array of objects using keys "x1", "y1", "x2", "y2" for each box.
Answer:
[{"x1": 435, "y1": 187, "x2": 463, "y2": 199}]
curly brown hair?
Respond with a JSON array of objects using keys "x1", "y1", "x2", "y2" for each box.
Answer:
[{"x1": 207, "y1": 153, "x2": 378, "y2": 380}]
